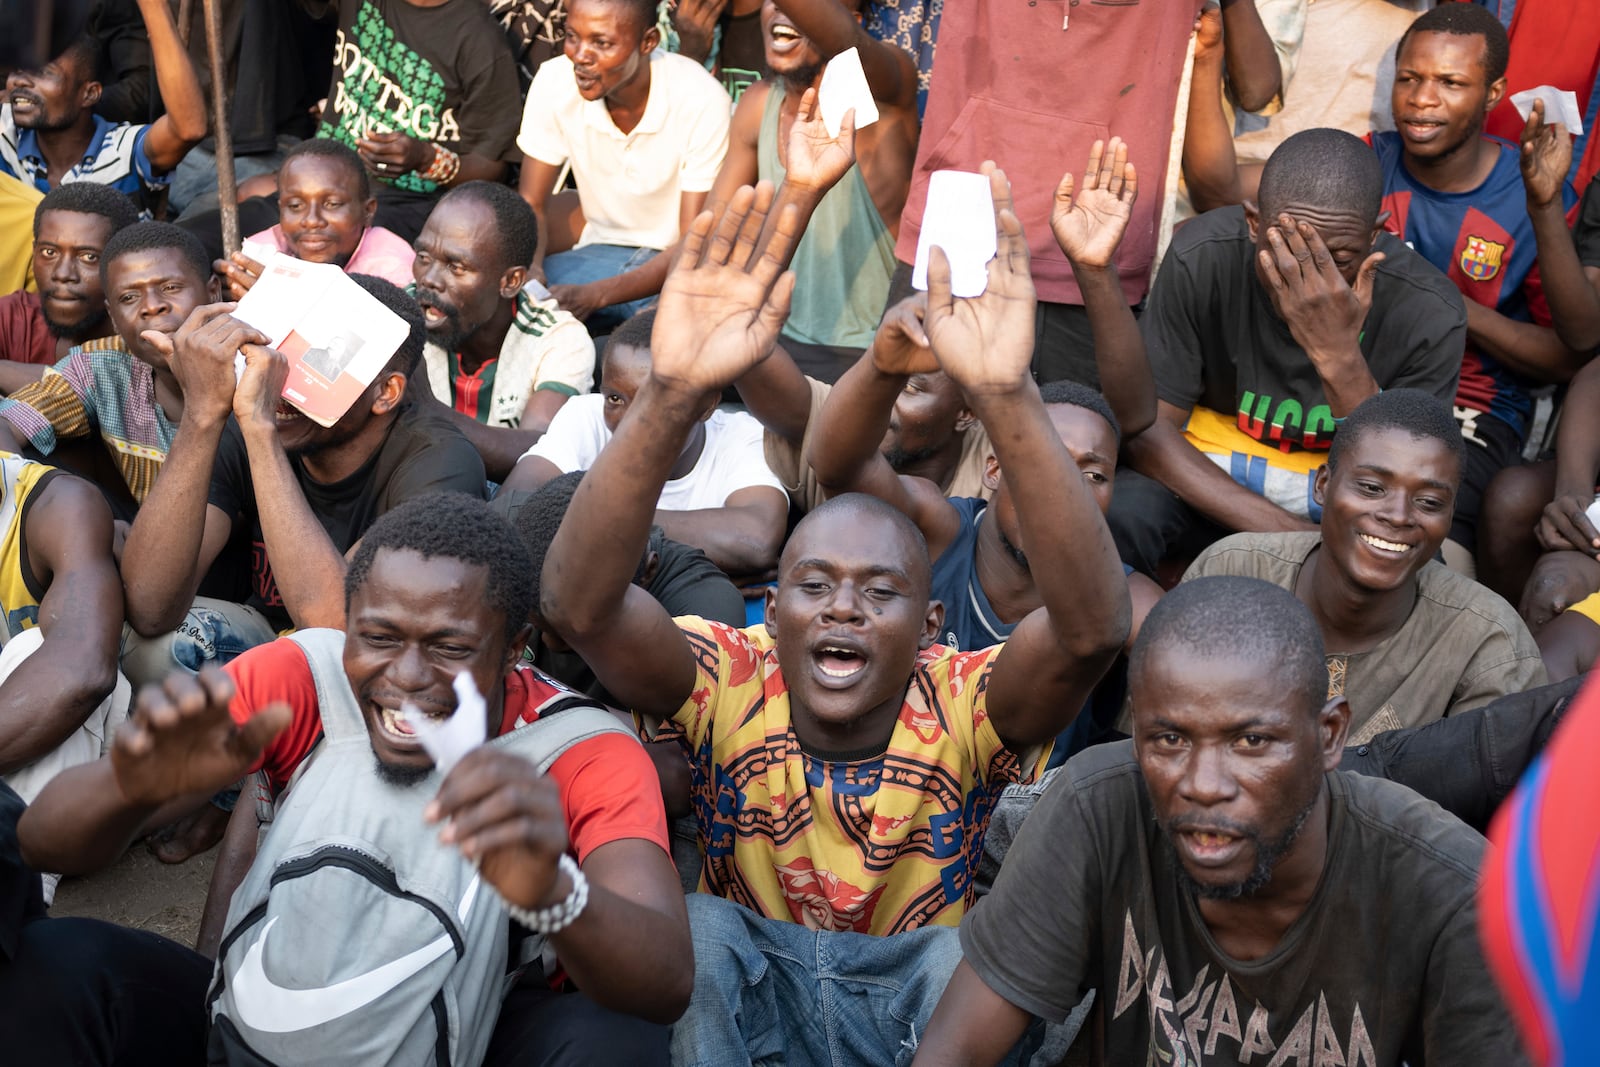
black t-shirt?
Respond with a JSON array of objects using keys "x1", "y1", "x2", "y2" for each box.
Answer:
[
  {"x1": 1576, "y1": 177, "x2": 1600, "y2": 269},
  {"x1": 1145, "y1": 206, "x2": 1466, "y2": 452},
  {"x1": 961, "y1": 742, "x2": 1526, "y2": 1065},
  {"x1": 716, "y1": 9, "x2": 766, "y2": 101},
  {"x1": 208, "y1": 403, "x2": 487, "y2": 630},
  {"x1": 316, "y1": 0, "x2": 523, "y2": 198}
]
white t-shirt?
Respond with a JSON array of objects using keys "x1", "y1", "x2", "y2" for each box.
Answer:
[
  {"x1": 518, "y1": 50, "x2": 731, "y2": 251},
  {"x1": 522, "y1": 395, "x2": 784, "y2": 509}
]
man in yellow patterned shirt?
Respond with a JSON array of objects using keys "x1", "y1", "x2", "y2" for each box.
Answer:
[{"x1": 542, "y1": 179, "x2": 1132, "y2": 1064}]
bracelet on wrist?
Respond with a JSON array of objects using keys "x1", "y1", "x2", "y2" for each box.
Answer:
[
  {"x1": 422, "y1": 143, "x2": 461, "y2": 185},
  {"x1": 501, "y1": 853, "x2": 588, "y2": 935}
]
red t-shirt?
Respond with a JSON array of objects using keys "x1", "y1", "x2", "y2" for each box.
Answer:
[
  {"x1": 0, "y1": 292, "x2": 59, "y2": 366},
  {"x1": 225, "y1": 638, "x2": 670, "y2": 862}
]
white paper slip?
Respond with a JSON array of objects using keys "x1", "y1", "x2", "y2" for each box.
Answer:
[
  {"x1": 912, "y1": 170, "x2": 996, "y2": 298},
  {"x1": 240, "y1": 238, "x2": 278, "y2": 266},
  {"x1": 402, "y1": 672, "x2": 490, "y2": 776},
  {"x1": 1511, "y1": 87, "x2": 1585, "y2": 136},
  {"x1": 818, "y1": 47, "x2": 879, "y2": 138},
  {"x1": 1584, "y1": 497, "x2": 1600, "y2": 534}
]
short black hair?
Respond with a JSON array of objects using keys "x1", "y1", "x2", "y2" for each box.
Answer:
[
  {"x1": 1257, "y1": 128, "x2": 1384, "y2": 224},
  {"x1": 1326, "y1": 388, "x2": 1464, "y2": 477},
  {"x1": 1038, "y1": 380, "x2": 1121, "y2": 447},
  {"x1": 345, "y1": 493, "x2": 533, "y2": 645},
  {"x1": 572, "y1": 0, "x2": 658, "y2": 38},
  {"x1": 281, "y1": 138, "x2": 371, "y2": 201},
  {"x1": 1131, "y1": 576, "x2": 1327, "y2": 717},
  {"x1": 605, "y1": 306, "x2": 656, "y2": 359},
  {"x1": 34, "y1": 182, "x2": 139, "y2": 239},
  {"x1": 349, "y1": 274, "x2": 426, "y2": 378},
  {"x1": 58, "y1": 37, "x2": 104, "y2": 84},
  {"x1": 784, "y1": 492, "x2": 932, "y2": 597},
  {"x1": 511, "y1": 470, "x2": 660, "y2": 621},
  {"x1": 437, "y1": 181, "x2": 539, "y2": 273},
  {"x1": 99, "y1": 221, "x2": 211, "y2": 288},
  {"x1": 1398, "y1": 2, "x2": 1510, "y2": 85}
]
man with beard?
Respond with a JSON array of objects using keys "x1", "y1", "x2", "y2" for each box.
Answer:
[
  {"x1": 16, "y1": 493, "x2": 690, "y2": 1065},
  {"x1": 912, "y1": 576, "x2": 1526, "y2": 1067},
  {"x1": 118, "y1": 276, "x2": 486, "y2": 680},
  {"x1": 517, "y1": 0, "x2": 731, "y2": 332},
  {"x1": 414, "y1": 182, "x2": 595, "y2": 480},
  {"x1": 0, "y1": 183, "x2": 138, "y2": 390},
  {"x1": 213, "y1": 140, "x2": 417, "y2": 300},
  {"x1": 0, "y1": 0, "x2": 206, "y2": 218},
  {"x1": 701, "y1": 0, "x2": 917, "y2": 381},
  {"x1": 1182, "y1": 388, "x2": 1544, "y2": 744}
]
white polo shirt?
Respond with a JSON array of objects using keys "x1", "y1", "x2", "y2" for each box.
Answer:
[{"x1": 519, "y1": 50, "x2": 731, "y2": 252}]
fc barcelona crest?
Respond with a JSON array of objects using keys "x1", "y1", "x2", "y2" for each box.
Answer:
[{"x1": 1459, "y1": 236, "x2": 1505, "y2": 281}]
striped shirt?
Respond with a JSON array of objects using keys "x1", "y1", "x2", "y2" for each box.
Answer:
[
  {"x1": 0, "y1": 336, "x2": 174, "y2": 503},
  {"x1": 0, "y1": 107, "x2": 169, "y2": 218}
]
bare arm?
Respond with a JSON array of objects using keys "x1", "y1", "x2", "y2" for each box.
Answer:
[
  {"x1": 1127, "y1": 401, "x2": 1316, "y2": 533},
  {"x1": 196, "y1": 794, "x2": 261, "y2": 957},
  {"x1": 734, "y1": 342, "x2": 814, "y2": 444},
  {"x1": 923, "y1": 166, "x2": 1130, "y2": 749},
  {"x1": 413, "y1": 390, "x2": 546, "y2": 484},
  {"x1": 0, "y1": 363, "x2": 47, "y2": 396},
  {"x1": 651, "y1": 487, "x2": 788, "y2": 577},
  {"x1": 909, "y1": 960, "x2": 1037, "y2": 1067},
  {"x1": 1181, "y1": 8, "x2": 1245, "y2": 215},
  {"x1": 0, "y1": 477, "x2": 122, "y2": 773},
  {"x1": 1537, "y1": 609, "x2": 1600, "y2": 683},
  {"x1": 135, "y1": 0, "x2": 208, "y2": 171},
  {"x1": 499, "y1": 453, "x2": 564, "y2": 494},
  {"x1": 1220, "y1": 0, "x2": 1282, "y2": 114},
  {"x1": 519, "y1": 158, "x2": 565, "y2": 277},
  {"x1": 542, "y1": 186, "x2": 800, "y2": 718},
  {"x1": 1052, "y1": 138, "x2": 1157, "y2": 435},
  {"x1": 120, "y1": 307, "x2": 253, "y2": 635},
  {"x1": 1465, "y1": 301, "x2": 1587, "y2": 383},
  {"x1": 1519, "y1": 101, "x2": 1600, "y2": 352}
]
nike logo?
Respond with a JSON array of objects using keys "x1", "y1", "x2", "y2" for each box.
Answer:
[{"x1": 230, "y1": 875, "x2": 483, "y2": 1033}]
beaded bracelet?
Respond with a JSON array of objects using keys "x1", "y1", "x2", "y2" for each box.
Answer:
[
  {"x1": 502, "y1": 853, "x2": 589, "y2": 935},
  {"x1": 423, "y1": 143, "x2": 461, "y2": 185}
]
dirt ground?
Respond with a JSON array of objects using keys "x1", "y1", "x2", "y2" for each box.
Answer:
[{"x1": 51, "y1": 841, "x2": 215, "y2": 948}]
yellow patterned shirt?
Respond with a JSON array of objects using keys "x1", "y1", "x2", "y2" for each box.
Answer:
[
  {"x1": 0, "y1": 452, "x2": 59, "y2": 639},
  {"x1": 665, "y1": 617, "x2": 1039, "y2": 936}
]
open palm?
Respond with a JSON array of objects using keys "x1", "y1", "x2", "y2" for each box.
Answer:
[
  {"x1": 1052, "y1": 138, "x2": 1137, "y2": 269},
  {"x1": 784, "y1": 87, "x2": 857, "y2": 194},
  {"x1": 649, "y1": 185, "x2": 799, "y2": 393},
  {"x1": 1520, "y1": 101, "x2": 1571, "y2": 209}
]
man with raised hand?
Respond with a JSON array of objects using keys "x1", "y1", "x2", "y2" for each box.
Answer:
[{"x1": 540, "y1": 175, "x2": 1130, "y2": 1063}]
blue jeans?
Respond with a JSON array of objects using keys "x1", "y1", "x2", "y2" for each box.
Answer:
[
  {"x1": 544, "y1": 244, "x2": 659, "y2": 334},
  {"x1": 119, "y1": 597, "x2": 279, "y2": 688},
  {"x1": 169, "y1": 138, "x2": 299, "y2": 218},
  {"x1": 670, "y1": 895, "x2": 1036, "y2": 1067}
]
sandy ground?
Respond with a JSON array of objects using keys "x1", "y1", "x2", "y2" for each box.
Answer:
[{"x1": 51, "y1": 842, "x2": 215, "y2": 949}]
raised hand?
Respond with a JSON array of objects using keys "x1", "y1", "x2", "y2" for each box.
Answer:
[
  {"x1": 672, "y1": 0, "x2": 730, "y2": 63},
  {"x1": 1520, "y1": 98, "x2": 1572, "y2": 210},
  {"x1": 112, "y1": 668, "x2": 290, "y2": 808},
  {"x1": 1194, "y1": 2, "x2": 1223, "y2": 62},
  {"x1": 1258, "y1": 215, "x2": 1382, "y2": 365},
  {"x1": 215, "y1": 251, "x2": 265, "y2": 301},
  {"x1": 923, "y1": 163, "x2": 1037, "y2": 394},
  {"x1": 152, "y1": 303, "x2": 267, "y2": 427},
  {"x1": 783, "y1": 86, "x2": 857, "y2": 195},
  {"x1": 428, "y1": 748, "x2": 570, "y2": 911},
  {"x1": 869, "y1": 293, "x2": 938, "y2": 377},
  {"x1": 648, "y1": 183, "x2": 799, "y2": 394},
  {"x1": 1051, "y1": 137, "x2": 1138, "y2": 269},
  {"x1": 233, "y1": 343, "x2": 292, "y2": 437}
]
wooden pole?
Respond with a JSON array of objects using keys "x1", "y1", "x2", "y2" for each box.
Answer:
[{"x1": 202, "y1": 0, "x2": 239, "y2": 256}]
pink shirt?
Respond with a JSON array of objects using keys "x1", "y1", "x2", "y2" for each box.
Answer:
[
  {"x1": 895, "y1": 1, "x2": 1200, "y2": 306},
  {"x1": 247, "y1": 224, "x2": 416, "y2": 288}
]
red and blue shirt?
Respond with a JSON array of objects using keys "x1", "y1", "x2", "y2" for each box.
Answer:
[{"x1": 1370, "y1": 131, "x2": 1578, "y2": 439}]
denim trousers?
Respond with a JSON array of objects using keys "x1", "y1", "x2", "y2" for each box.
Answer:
[
  {"x1": 119, "y1": 596, "x2": 280, "y2": 689},
  {"x1": 670, "y1": 894, "x2": 1039, "y2": 1067},
  {"x1": 544, "y1": 243, "x2": 660, "y2": 334}
]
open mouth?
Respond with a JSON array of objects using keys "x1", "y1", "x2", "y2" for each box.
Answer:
[
  {"x1": 275, "y1": 399, "x2": 304, "y2": 423},
  {"x1": 1179, "y1": 829, "x2": 1244, "y2": 864},
  {"x1": 375, "y1": 704, "x2": 422, "y2": 744},
  {"x1": 420, "y1": 304, "x2": 449, "y2": 326},
  {"x1": 769, "y1": 22, "x2": 805, "y2": 52},
  {"x1": 9, "y1": 93, "x2": 40, "y2": 112},
  {"x1": 1359, "y1": 532, "x2": 1413, "y2": 555},
  {"x1": 1399, "y1": 119, "x2": 1445, "y2": 141},
  {"x1": 815, "y1": 642, "x2": 867, "y2": 680}
]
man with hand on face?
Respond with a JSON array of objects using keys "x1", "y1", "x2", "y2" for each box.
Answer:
[
  {"x1": 413, "y1": 181, "x2": 595, "y2": 481},
  {"x1": 0, "y1": 184, "x2": 138, "y2": 392},
  {"x1": 18, "y1": 493, "x2": 691, "y2": 1065},
  {"x1": 0, "y1": 222, "x2": 220, "y2": 509},
  {"x1": 1184, "y1": 389, "x2": 1544, "y2": 744},
  {"x1": 0, "y1": 0, "x2": 207, "y2": 218},
  {"x1": 702, "y1": 0, "x2": 918, "y2": 381},
  {"x1": 1115, "y1": 127, "x2": 1465, "y2": 579},
  {"x1": 517, "y1": 0, "x2": 731, "y2": 332},
  {"x1": 540, "y1": 178, "x2": 1131, "y2": 1062},
  {"x1": 118, "y1": 277, "x2": 487, "y2": 680},
  {"x1": 912, "y1": 576, "x2": 1526, "y2": 1067},
  {"x1": 213, "y1": 140, "x2": 416, "y2": 299},
  {"x1": 1370, "y1": 3, "x2": 1583, "y2": 574}
]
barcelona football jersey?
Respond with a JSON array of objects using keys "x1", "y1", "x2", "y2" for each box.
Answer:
[{"x1": 1370, "y1": 132, "x2": 1578, "y2": 439}]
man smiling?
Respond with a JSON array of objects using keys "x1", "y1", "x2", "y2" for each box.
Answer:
[
  {"x1": 541, "y1": 178, "x2": 1130, "y2": 1061},
  {"x1": 912, "y1": 576, "x2": 1525, "y2": 1066},
  {"x1": 1183, "y1": 389, "x2": 1544, "y2": 742}
]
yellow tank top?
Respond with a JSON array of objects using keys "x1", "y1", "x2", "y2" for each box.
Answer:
[{"x1": 0, "y1": 452, "x2": 60, "y2": 641}]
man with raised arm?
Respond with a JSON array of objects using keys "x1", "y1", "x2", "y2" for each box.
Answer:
[{"x1": 540, "y1": 176, "x2": 1130, "y2": 1062}]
